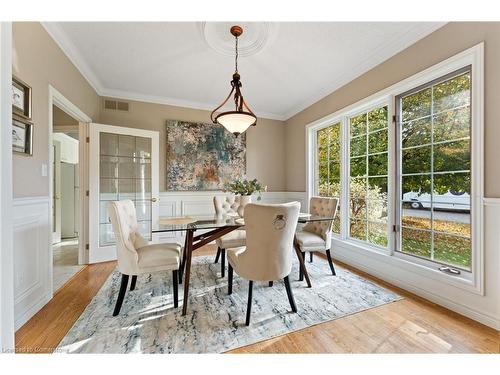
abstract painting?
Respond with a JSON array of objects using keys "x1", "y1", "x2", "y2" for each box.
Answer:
[{"x1": 166, "y1": 120, "x2": 246, "y2": 190}]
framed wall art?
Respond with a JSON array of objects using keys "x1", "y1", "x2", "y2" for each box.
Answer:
[
  {"x1": 12, "y1": 76, "x2": 32, "y2": 119},
  {"x1": 166, "y1": 120, "x2": 246, "y2": 190},
  {"x1": 12, "y1": 117, "x2": 33, "y2": 156}
]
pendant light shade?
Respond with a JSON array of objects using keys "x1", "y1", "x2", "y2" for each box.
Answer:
[
  {"x1": 215, "y1": 111, "x2": 257, "y2": 135},
  {"x1": 211, "y1": 25, "x2": 257, "y2": 136}
]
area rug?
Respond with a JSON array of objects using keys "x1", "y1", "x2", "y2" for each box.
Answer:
[{"x1": 56, "y1": 255, "x2": 402, "y2": 353}]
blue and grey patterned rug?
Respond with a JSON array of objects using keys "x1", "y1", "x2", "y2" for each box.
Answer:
[{"x1": 57, "y1": 255, "x2": 402, "y2": 353}]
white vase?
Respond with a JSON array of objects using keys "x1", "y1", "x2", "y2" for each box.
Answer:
[{"x1": 237, "y1": 195, "x2": 252, "y2": 217}]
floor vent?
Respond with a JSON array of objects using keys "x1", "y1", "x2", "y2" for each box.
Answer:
[{"x1": 103, "y1": 99, "x2": 130, "y2": 112}]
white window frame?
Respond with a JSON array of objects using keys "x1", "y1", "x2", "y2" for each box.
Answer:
[
  {"x1": 343, "y1": 99, "x2": 392, "y2": 253},
  {"x1": 309, "y1": 116, "x2": 343, "y2": 238},
  {"x1": 306, "y1": 43, "x2": 484, "y2": 294}
]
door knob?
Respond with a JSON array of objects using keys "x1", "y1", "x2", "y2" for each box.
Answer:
[{"x1": 151, "y1": 197, "x2": 158, "y2": 202}]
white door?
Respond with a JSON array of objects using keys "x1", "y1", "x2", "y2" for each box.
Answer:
[
  {"x1": 88, "y1": 123, "x2": 160, "y2": 263},
  {"x1": 52, "y1": 140, "x2": 62, "y2": 244}
]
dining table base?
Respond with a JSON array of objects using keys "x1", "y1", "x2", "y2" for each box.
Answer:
[{"x1": 179, "y1": 227, "x2": 312, "y2": 316}]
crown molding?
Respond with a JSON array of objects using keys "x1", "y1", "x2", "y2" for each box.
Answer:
[
  {"x1": 41, "y1": 21, "x2": 446, "y2": 123},
  {"x1": 42, "y1": 22, "x2": 285, "y2": 121},
  {"x1": 99, "y1": 87, "x2": 286, "y2": 121},
  {"x1": 281, "y1": 22, "x2": 447, "y2": 121},
  {"x1": 41, "y1": 22, "x2": 105, "y2": 95}
]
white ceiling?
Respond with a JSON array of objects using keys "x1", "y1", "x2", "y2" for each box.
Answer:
[{"x1": 43, "y1": 22, "x2": 445, "y2": 121}]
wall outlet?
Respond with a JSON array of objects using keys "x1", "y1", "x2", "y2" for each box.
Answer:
[{"x1": 41, "y1": 163, "x2": 48, "y2": 177}]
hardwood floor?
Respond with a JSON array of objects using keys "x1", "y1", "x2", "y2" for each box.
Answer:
[
  {"x1": 15, "y1": 246, "x2": 499, "y2": 354},
  {"x1": 15, "y1": 260, "x2": 116, "y2": 353}
]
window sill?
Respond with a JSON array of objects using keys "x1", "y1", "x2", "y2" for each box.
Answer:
[{"x1": 331, "y1": 237, "x2": 482, "y2": 295}]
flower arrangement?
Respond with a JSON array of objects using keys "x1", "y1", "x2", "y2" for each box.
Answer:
[{"x1": 224, "y1": 178, "x2": 267, "y2": 200}]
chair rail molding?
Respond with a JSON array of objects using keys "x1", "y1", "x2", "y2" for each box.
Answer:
[
  {"x1": 156, "y1": 191, "x2": 307, "y2": 243},
  {"x1": 12, "y1": 196, "x2": 51, "y2": 330}
]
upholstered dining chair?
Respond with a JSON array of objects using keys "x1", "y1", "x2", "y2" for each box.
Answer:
[
  {"x1": 107, "y1": 200, "x2": 182, "y2": 316},
  {"x1": 226, "y1": 201, "x2": 300, "y2": 325},
  {"x1": 295, "y1": 196, "x2": 339, "y2": 278},
  {"x1": 213, "y1": 195, "x2": 246, "y2": 277}
]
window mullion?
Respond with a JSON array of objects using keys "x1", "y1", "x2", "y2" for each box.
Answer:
[
  {"x1": 340, "y1": 116, "x2": 350, "y2": 240},
  {"x1": 365, "y1": 112, "x2": 369, "y2": 242},
  {"x1": 430, "y1": 85, "x2": 435, "y2": 261}
]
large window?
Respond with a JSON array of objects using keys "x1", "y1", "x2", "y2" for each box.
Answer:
[
  {"x1": 308, "y1": 45, "x2": 481, "y2": 287},
  {"x1": 396, "y1": 67, "x2": 472, "y2": 271},
  {"x1": 348, "y1": 106, "x2": 389, "y2": 248},
  {"x1": 316, "y1": 122, "x2": 341, "y2": 233}
]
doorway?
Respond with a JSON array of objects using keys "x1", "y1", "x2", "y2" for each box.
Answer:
[
  {"x1": 51, "y1": 105, "x2": 84, "y2": 292},
  {"x1": 88, "y1": 123, "x2": 159, "y2": 263}
]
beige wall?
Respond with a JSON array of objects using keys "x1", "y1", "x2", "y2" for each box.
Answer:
[
  {"x1": 12, "y1": 22, "x2": 100, "y2": 198},
  {"x1": 99, "y1": 99, "x2": 286, "y2": 191},
  {"x1": 12, "y1": 22, "x2": 286, "y2": 198},
  {"x1": 285, "y1": 22, "x2": 500, "y2": 197},
  {"x1": 53, "y1": 105, "x2": 78, "y2": 126}
]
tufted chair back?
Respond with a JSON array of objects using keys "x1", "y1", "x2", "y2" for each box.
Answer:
[
  {"x1": 107, "y1": 200, "x2": 149, "y2": 275},
  {"x1": 234, "y1": 202, "x2": 300, "y2": 281},
  {"x1": 303, "y1": 197, "x2": 339, "y2": 242},
  {"x1": 213, "y1": 194, "x2": 240, "y2": 215}
]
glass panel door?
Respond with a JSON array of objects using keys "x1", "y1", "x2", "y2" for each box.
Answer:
[
  {"x1": 98, "y1": 133, "x2": 152, "y2": 247},
  {"x1": 89, "y1": 123, "x2": 159, "y2": 263}
]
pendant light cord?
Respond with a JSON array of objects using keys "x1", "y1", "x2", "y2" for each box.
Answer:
[{"x1": 235, "y1": 35, "x2": 239, "y2": 73}]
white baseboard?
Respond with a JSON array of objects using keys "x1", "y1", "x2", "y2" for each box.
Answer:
[
  {"x1": 329, "y1": 197, "x2": 500, "y2": 330},
  {"x1": 333, "y1": 251, "x2": 500, "y2": 330},
  {"x1": 14, "y1": 292, "x2": 51, "y2": 331}
]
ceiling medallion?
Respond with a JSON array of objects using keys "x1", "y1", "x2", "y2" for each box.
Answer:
[{"x1": 199, "y1": 22, "x2": 273, "y2": 57}]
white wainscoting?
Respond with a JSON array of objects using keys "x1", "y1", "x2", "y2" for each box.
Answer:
[
  {"x1": 10, "y1": 191, "x2": 499, "y2": 330},
  {"x1": 331, "y1": 197, "x2": 500, "y2": 330},
  {"x1": 11, "y1": 192, "x2": 306, "y2": 330},
  {"x1": 13, "y1": 196, "x2": 51, "y2": 330},
  {"x1": 155, "y1": 191, "x2": 307, "y2": 243}
]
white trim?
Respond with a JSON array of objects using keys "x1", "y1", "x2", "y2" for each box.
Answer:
[
  {"x1": 12, "y1": 196, "x2": 51, "y2": 330},
  {"x1": 88, "y1": 123, "x2": 160, "y2": 263},
  {"x1": 0, "y1": 21, "x2": 15, "y2": 351},
  {"x1": 48, "y1": 85, "x2": 92, "y2": 298},
  {"x1": 306, "y1": 44, "x2": 485, "y2": 295},
  {"x1": 41, "y1": 21, "x2": 284, "y2": 121},
  {"x1": 483, "y1": 197, "x2": 500, "y2": 206},
  {"x1": 50, "y1": 85, "x2": 92, "y2": 123},
  {"x1": 331, "y1": 243, "x2": 499, "y2": 330},
  {"x1": 99, "y1": 88, "x2": 285, "y2": 121},
  {"x1": 42, "y1": 21, "x2": 445, "y2": 122},
  {"x1": 42, "y1": 23, "x2": 104, "y2": 95},
  {"x1": 156, "y1": 191, "x2": 307, "y2": 243},
  {"x1": 279, "y1": 22, "x2": 445, "y2": 120}
]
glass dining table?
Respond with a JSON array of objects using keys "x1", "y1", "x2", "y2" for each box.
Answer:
[{"x1": 153, "y1": 213, "x2": 335, "y2": 315}]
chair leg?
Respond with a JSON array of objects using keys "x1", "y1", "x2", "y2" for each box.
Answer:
[
  {"x1": 310, "y1": 252, "x2": 313, "y2": 263},
  {"x1": 268, "y1": 281, "x2": 273, "y2": 287},
  {"x1": 299, "y1": 252, "x2": 305, "y2": 281},
  {"x1": 113, "y1": 274, "x2": 129, "y2": 316},
  {"x1": 245, "y1": 281, "x2": 254, "y2": 326},
  {"x1": 179, "y1": 250, "x2": 185, "y2": 285},
  {"x1": 129, "y1": 275, "x2": 137, "y2": 291},
  {"x1": 172, "y1": 270, "x2": 179, "y2": 308},
  {"x1": 214, "y1": 247, "x2": 221, "y2": 264},
  {"x1": 283, "y1": 275, "x2": 297, "y2": 313},
  {"x1": 221, "y1": 249, "x2": 226, "y2": 277},
  {"x1": 228, "y1": 264, "x2": 233, "y2": 295},
  {"x1": 326, "y1": 249, "x2": 336, "y2": 276}
]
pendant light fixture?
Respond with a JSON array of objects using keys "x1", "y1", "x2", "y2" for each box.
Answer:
[{"x1": 211, "y1": 25, "x2": 257, "y2": 136}]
